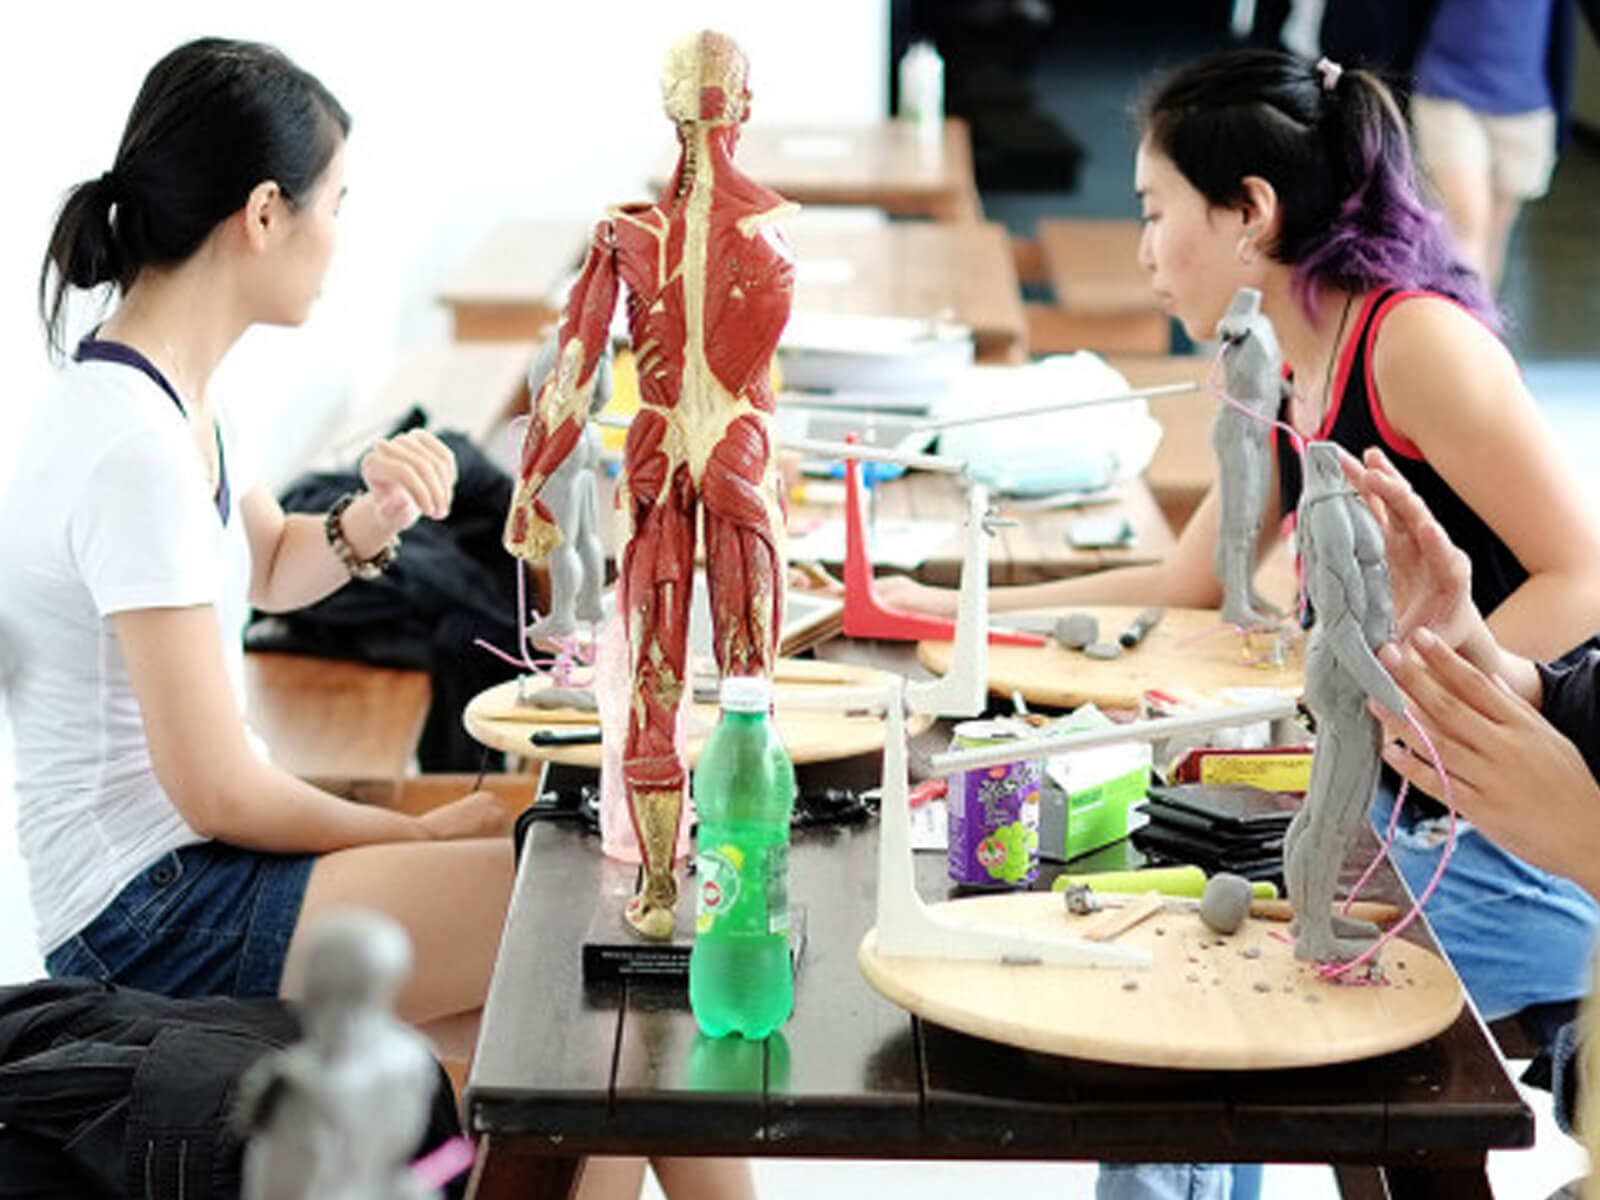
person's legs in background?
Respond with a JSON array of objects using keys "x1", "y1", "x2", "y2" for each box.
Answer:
[
  {"x1": 1097, "y1": 1162, "x2": 1259, "y2": 1200},
  {"x1": 1411, "y1": 94, "x2": 1556, "y2": 291}
]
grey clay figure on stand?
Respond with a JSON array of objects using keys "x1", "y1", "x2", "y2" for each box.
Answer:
[
  {"x1": 525, "y1": 330, "x2": 612, "y2": 643},
  {"x1": 1214, "y1": 286, "x2": 1287, "y2": 629},
  {"x1": 1285, "y1": 442, "x2": 1406, "y2": 964},
  {"x1": 239, "y1": 910, "x2": 439, "y2": 1200}
]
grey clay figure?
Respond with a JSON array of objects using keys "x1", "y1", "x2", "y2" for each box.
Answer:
[
  {"x1": 239, "y1": 910, "x2": 439, "y2": 1200},
  {"x1": 525, "y1": 330, "x2": 612, "y2": 642},
  {"x1": 1214, "y1": 287, "x2": 1288, "y2": 629},
  {"x1": 1284, "y1": 442, "x2": 1406, "y2": 964}
]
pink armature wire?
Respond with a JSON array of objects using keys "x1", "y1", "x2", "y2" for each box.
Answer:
[
  {"x1": 1317, "y1": 708, "x2": 1458, "y2": 982},
  {"x1": 412, "y1": 1135, "x2": 475, "y2": 1190}
]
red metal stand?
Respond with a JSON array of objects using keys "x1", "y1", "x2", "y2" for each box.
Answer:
[{"x1": 839, "y1": 452, "x2": 1045, "y2": 646}]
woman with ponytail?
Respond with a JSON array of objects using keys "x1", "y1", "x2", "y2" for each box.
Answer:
[
  {"x1": 3, "y1": 33, "x2": 519, "y2": 1043},
  {"x1": 874, "y1": 48, "x2": 1600, "y2": 1199},
  {"x1": 2, "y1": 39, "x2": 755, "y2": 1200}
]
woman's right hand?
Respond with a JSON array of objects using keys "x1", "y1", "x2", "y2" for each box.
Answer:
[
  {"x1": 1340, "y1": 446, "x2": 1497, "y2": 673},
  {"x1": 873, "y1": 574, "x2": 958, "y2": 618},
  {"x1": 417, "y1": 791, "x2": 511, "y2": 840}
]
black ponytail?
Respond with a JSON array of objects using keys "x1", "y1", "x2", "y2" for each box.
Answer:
[
  {"x1": 39, "y1": 37, "x2": 351, "y2": 359},
  {"x1": 1139, "y1": 48, "x2": 1496, "y2": 330}
]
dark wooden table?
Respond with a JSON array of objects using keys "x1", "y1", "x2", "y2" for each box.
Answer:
[{"x1": 465, "y1": 779, "x2": 1531, "y2": 1199}]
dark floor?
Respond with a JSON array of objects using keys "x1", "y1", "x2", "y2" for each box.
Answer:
[{"x1": 964, "y1": 17, "x2": 1600, "y2": 368}]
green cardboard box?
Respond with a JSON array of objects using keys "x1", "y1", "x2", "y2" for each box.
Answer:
[{"x1": 1042, "y1": 708, "x2": 1152, "y2": 860}]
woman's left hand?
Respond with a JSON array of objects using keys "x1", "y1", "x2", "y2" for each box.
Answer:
[
  {"x1": 360, "y1": 429, "x2": 458, "y2": 533},
  {"x1": 1375, "y1": 628, "x2": 1600, "y2": 884}
]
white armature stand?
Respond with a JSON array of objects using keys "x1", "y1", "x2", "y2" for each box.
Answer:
[
  {"x1": 871, "y1": 675, "x2": 1150, "y2": 967},
  {"x1": 904, "y1": 479, "x2": 993, "y2": 718}
]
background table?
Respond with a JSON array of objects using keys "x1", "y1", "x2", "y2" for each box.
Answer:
[
  {"x1": 648, "y1": 118, "x2": 983, "y2": 223},
  {"x1": 787, "y1": 220, "x2": 1027, "y2": 363},
  {"x1": 466, "y1": 809, "x2": 1531, "y2": 1199}
]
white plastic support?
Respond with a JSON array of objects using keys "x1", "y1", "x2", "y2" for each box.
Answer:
[
  {"x1": 925, "y1": 696, "x2": 1298, "y2": 776},
  {"x1": 873, "y1": 676, "x2": 1151, "y2": 968},
  {"x1": 904, "y1": 482, "x2": 989, "y2": 719}
]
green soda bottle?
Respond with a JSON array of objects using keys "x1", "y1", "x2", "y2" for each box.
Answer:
[{"x1": 688, "y1": 675, "x2": 796, "y2": 1038}]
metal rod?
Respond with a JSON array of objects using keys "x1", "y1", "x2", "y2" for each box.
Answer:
[
  {"x1": 779, "y1": 436, "x2": 967, "y2": 473},
  {"x1": 590, "y1": 418, "x2": 967, "y2": 473},
  {"x1": 913, "y1": 381, "x2": 1199, "y2": 433},
  {"x1": 927, "y1": 696, "x2": 1297, "y2": 775}
]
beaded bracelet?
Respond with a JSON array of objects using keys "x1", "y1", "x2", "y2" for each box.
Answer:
[{"x1": 324, "y1": 491, "x2": 399, "y2": 581}]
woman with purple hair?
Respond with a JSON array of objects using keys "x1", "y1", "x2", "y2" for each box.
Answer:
[{"x1": 879, "y1": 47, "x2": 1600, "y2": 1200}]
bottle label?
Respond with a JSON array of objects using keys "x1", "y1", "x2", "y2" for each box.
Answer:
[{"x1": 694, "y1": 840, "x2": 790, "y2": 937}]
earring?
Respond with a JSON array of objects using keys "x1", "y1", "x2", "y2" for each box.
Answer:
[{"x1": 1236, "y1": 229, "x2": 1260, "y2": 266}]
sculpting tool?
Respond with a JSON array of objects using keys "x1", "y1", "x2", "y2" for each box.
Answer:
[
  {"x1": 1119, "y1": 605, "x2": 1166, "y2": 648},
  {"x1": 1069, "y1": 888, "x2": 1402, "y2": 929}
]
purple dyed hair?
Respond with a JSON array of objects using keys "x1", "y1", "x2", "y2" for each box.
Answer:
[{"x1": 1139, "y1": 48, "x2": 1500, "y2": 331}]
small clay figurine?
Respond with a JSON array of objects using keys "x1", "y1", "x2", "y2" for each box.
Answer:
[
  {"x1": 238, "y1": 910, "x2": 438, "y2": 1200},
  {"x1": 1284, "y1": 442, "x2": 1405, "y2": 964},
  {"x1": 1213, "y1": 287, "x2": 1288, "y2": 629},
  {"x1": 524, "y1": 330, "x2": 611, "y2": 642}
]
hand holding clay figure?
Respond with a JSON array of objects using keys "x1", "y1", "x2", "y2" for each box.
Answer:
[
  {"x1": 1373, "y1": 629, "x2": 1600, "y2": 893},
  {"x1": 1338, "y1": 446, "x2": 1500, "y2": 674}
]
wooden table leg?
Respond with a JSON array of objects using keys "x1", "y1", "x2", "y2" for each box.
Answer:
[
  {"x1": 467, "y1": 1134, "x2": 584, "y2": 1200},
  {"x1": 1380, "y1": 1160, "x2": 1493, "y2": 1200}
]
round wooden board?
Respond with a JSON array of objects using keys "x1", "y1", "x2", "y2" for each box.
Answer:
[
  {"x1": 858, "y1": 891, "x2": 1462, "y2": 1070},
  {"x1": 463, "y1": 657, "x2": 931, "y2": 768},
  {"x1": 919, "y1": 605, "x2": 1304, "y2": 711}
]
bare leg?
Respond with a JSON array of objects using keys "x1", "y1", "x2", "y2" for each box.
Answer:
[
  {"x1": 652, "y1": 1157, "x2": 758, "y2": 1200},
  {"x1": 1426, "y1": 162, "x2": 1493, "y2": 283},
  {"x1": 575, "y1": 1157, "x2": 647, "y2": 1200},
  {"x1": 281, "y1": 837, "x2": 513, "y2": 1027},
  {"x1": 1484, "y1": 193, "x2": 1524, "y2": 292}
]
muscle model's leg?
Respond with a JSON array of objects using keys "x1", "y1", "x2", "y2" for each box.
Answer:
[
  {"x1": 702, "y1": 413, "x2": 783, "y2": 678},
  {"x1": 618, "y1": 424, "x2": 698, "y2": 938}
]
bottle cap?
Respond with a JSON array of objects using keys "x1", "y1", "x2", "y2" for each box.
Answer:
[{"x1": 719, "y1": 675, "x2": 773, "y2": 713}]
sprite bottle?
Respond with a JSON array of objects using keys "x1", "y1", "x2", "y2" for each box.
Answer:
[{"x1": 688, "y1": 675, "x2": 796, "y2": 1038}]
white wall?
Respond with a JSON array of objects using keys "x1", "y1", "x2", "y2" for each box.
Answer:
[{"x1": 0, "y1": 0, "x2": 889, "y2": 490}]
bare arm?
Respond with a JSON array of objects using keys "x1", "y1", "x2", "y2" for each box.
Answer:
[
  {"x1": 1342, "y1": 445, "x2": 1541, "y2": 705},
  {"x1": 245, "y1": 430, "x2": 459, "y2": 614},
  {"x1": 876, "y1": 474, "x2": 1283, "y2": 617},
  {"x1": 1374, "y1": 298, "x2": 1600, "y2": 660},
  {"x1": 115, "y1": 605, "x2": 505, "y2": 851}
]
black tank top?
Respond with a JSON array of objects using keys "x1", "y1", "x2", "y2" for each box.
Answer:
[{"x1": 1277, "y1": 288, "x2": 1527, "y2": 620}]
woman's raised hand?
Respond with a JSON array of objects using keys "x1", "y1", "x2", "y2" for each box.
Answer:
[{"x1": 360, "y1": 429, "x2": 459, "y2": 534}]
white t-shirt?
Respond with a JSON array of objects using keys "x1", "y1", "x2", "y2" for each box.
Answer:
[{"x1": 0, "y1": 351, "x2": 256, "y2": 955}]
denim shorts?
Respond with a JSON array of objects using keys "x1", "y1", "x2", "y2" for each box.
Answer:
[
  {"x1": 44, "y1": 841, "x2": 316, "y2": 999},
  {"x1": 1371, "y1": 791, "x2": 1600, "y2": 1022}
]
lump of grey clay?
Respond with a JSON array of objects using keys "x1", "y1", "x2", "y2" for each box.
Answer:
[
  {"x1": 1198, "y1": 872, "x2": 1253, "y2": 935},
  {"x1": 1054, "y1": 612, "x2": 1099, "y2": 649},
  {"x1": 529, "y1": 687, "x2": 598, "y2": 712},
  {"x1": 1083, "y1": 642, "x2": 1123, "y2": 661}
]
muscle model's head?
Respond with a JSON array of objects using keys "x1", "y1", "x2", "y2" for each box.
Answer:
[{"x1": 661, "y1": 30, "x2": 750, "y2": 127}]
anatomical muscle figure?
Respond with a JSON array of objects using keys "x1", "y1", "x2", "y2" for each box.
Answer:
[{"x1": 503, "y1": 31, "x2": 795, "y2": 939}]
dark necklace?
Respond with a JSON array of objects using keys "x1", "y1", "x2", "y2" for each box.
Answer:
[{"x1": 1319, "y1": 292, "x2": 1357, "y2": 429}]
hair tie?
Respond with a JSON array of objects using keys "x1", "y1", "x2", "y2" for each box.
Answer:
[
  {"x1": 1315, "y1": 56, "x2": 1344, "y2": 93},
  {"x1": 96, "y1": 169, "x2": 123, "y2": 200}
]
